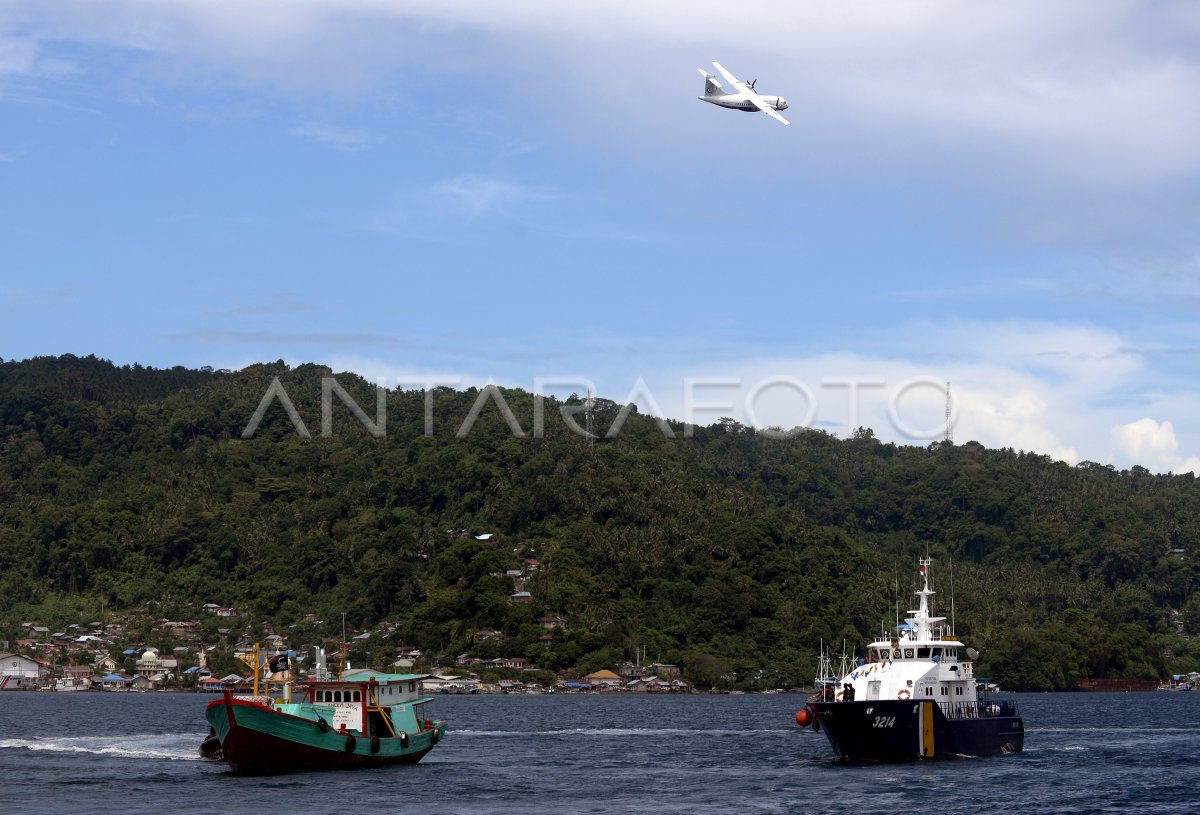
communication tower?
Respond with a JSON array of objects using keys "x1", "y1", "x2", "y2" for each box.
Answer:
[
  {"x1": 943, "y1": 381, "x2": 953, "y2": 444},
  {"x1": 585, "y1": 388, "x2": 595, "y2": 453}
]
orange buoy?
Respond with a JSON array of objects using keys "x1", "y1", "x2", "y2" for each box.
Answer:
[{"x1": 795, "y1": 708, "x2": 812, "y2": 728}]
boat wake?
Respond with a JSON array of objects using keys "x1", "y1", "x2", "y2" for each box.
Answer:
[{"x1": 0, "y1": 734, "x2": 203, "y2": 761}]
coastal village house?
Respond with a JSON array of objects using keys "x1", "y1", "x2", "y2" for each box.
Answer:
[
  {"x1": 584, "y1": 669, "x2": 622, "y2": 688},
  {"x1": 1, "y1": 652, "x2": 50, "y2": 682},
  {"x1": 94, "y1": 655, "x2": 120, "y2": 674}
]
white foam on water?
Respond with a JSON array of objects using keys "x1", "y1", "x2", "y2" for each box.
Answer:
[{"x1": 0, "y1": 733, "x2": 203, "y2": 761}]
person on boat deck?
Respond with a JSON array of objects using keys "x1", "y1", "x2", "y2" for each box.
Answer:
[{"x1": 842, "y1": 682, "x2": 855, "y2": 702}]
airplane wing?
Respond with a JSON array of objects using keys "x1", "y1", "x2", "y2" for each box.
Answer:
[
  {"x1": 747, "y1": 95, "x2": 791, "y2": 125},
  {"x1": 712, "y1": 62, "x2": 750, "y2": 94},
  {"x1": 711, "y1": 61, "x2": 790, "y2": 125}
]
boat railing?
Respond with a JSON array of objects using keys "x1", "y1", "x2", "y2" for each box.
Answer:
[{"x1": 939, "y1": 699, "x2": 1020, "y2": 720}]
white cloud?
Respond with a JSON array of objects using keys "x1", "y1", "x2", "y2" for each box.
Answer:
[
  {"x1": 291, "y1": 123, "x2": 383, "y2": 152},
  {"x1": 1112, "y1": 417, "x2": 1200, "y2": 474},
  {"x1": 431, "y1": 175, "x2": 554, "y2": 216},
  {"x1": 605, "y1": 320, "x2": 1194, "y2": 471},
  {"x1": 642, "y1": 352, "x2": 1080, "y2": 460},
  {"x1": 309, "y1": 318, "x2": 1200, "y2": 474},
  {"x1": 1114, "y1": 417, "x2": 1179, "y2": 459},
  {"x1": 0, "y1": 35, "x2": 38, "y2": 76}
]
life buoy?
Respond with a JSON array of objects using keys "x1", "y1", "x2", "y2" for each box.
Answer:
[
  {"x1": 370, "y1": 736, "x2": 381, "y2": 754},
  {"x1": 344, "y1": 735, "x2": 356, "y2": 753},
  {"x1": 835, "y1": 690, "x2": 844, "y2": 702},
  {"x1": 897, "y1": 689, "x2": 911, "y2": 700},
  {"x1": 399, "y1": 731, "x2": 410, "y2": 748}
]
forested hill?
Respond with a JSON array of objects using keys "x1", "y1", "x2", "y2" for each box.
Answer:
[{"x1": 2, "y1": 354, "x2": 1199, "y2": 690}]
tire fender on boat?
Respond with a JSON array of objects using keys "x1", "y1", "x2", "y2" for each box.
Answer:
[
  {"x1": 370, "y1": 736, "x2": 381, "y2": 754},
  {"x1": 431, "y1": 727, "x2": 440, "y2": 745},
  {"x1": 199, "y1": 731, "x2": 223, "y2": 760},
  {"x1": 316, "y1": 717, "x2": 330, "y2": 733},
  {"x1": 399, "y1": 731, "x2": 410, "y2": 748},
  {"x1": 344, "y1": 735, "x2": 356, "y2": 753}
]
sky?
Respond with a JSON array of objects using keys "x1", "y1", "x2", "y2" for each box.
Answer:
[{"x1": 1, "y1": 1, "x2": 1199, "y2": 473}]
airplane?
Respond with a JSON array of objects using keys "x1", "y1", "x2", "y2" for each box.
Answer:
[{"x1": 696, "y1": 61, "x2": 790, "y2": 125}]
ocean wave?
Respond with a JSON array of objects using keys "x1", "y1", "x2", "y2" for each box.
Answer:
[{"x1": 0, "y1": 734, "x2": 202, "y2": 761}]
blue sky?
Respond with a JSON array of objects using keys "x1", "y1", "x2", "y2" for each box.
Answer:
[{"x1": 2, "y1": 1, "x2": 1199, "y2": 472}]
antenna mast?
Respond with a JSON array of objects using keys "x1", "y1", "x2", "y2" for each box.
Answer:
[
  {"x1": 943, "y1": 381, "x2": 953, "y2": 444},
  {"x1": 585, "y1": 388, "x2": 595, "y2": 453}
]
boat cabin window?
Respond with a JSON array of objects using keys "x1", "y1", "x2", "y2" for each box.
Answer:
[
  {"x1": 353, "y1": 690, "x2": 361, "y2": 701},
  {"x1": 941, "y1": 686, "x2": 948, "y2": 696},
  {"x1": 955, "y1": 686, "x2": 963, "y2": 696},
  {"x1": 918, "y1": 648, "x2": 930, "y2": 658},
  {"x1": 924, "y1": 687, "x2": 933, "y2": 696}
]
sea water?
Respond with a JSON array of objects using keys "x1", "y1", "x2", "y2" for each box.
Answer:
[{"x1": 0, "y1": 691, "x2": 1195, "y2": 814}]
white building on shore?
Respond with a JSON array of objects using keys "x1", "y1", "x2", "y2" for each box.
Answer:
[{"x1": 1, "y1": 653, "x2": 50, "y2": 688}]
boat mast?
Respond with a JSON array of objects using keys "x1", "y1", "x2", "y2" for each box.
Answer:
[
  {"x1": 914, "y1": 557, "x2": 934, "y2": 641},
  {"x1": 339, "y1": 612, "x2": 347, "y2": 681}
]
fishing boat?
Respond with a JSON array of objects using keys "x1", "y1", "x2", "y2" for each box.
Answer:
[
  {"x1": 201, "y1": 646, "x2": 446, "y2": 774},
  {"x1": 795, "y1": 558, "x2": 1023, "y2": 761}
]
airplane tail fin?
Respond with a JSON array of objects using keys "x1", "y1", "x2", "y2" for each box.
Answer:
[{"x1": 696, "y1": 67, "x2": 724, "y2": 97}]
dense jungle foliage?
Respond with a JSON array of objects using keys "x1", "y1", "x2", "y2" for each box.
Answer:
[{"x1": 2, "y1": 354, "x2": 1199, "y2": 690}]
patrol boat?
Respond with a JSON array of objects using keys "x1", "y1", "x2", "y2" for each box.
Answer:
[{"x1": 795, "y1": 558, "x2": 1023, "y2": 761}]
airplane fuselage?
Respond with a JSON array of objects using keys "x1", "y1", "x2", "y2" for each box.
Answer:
[{"x1": 699, "y1": 94, "x2": 788, "y2": 113}]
